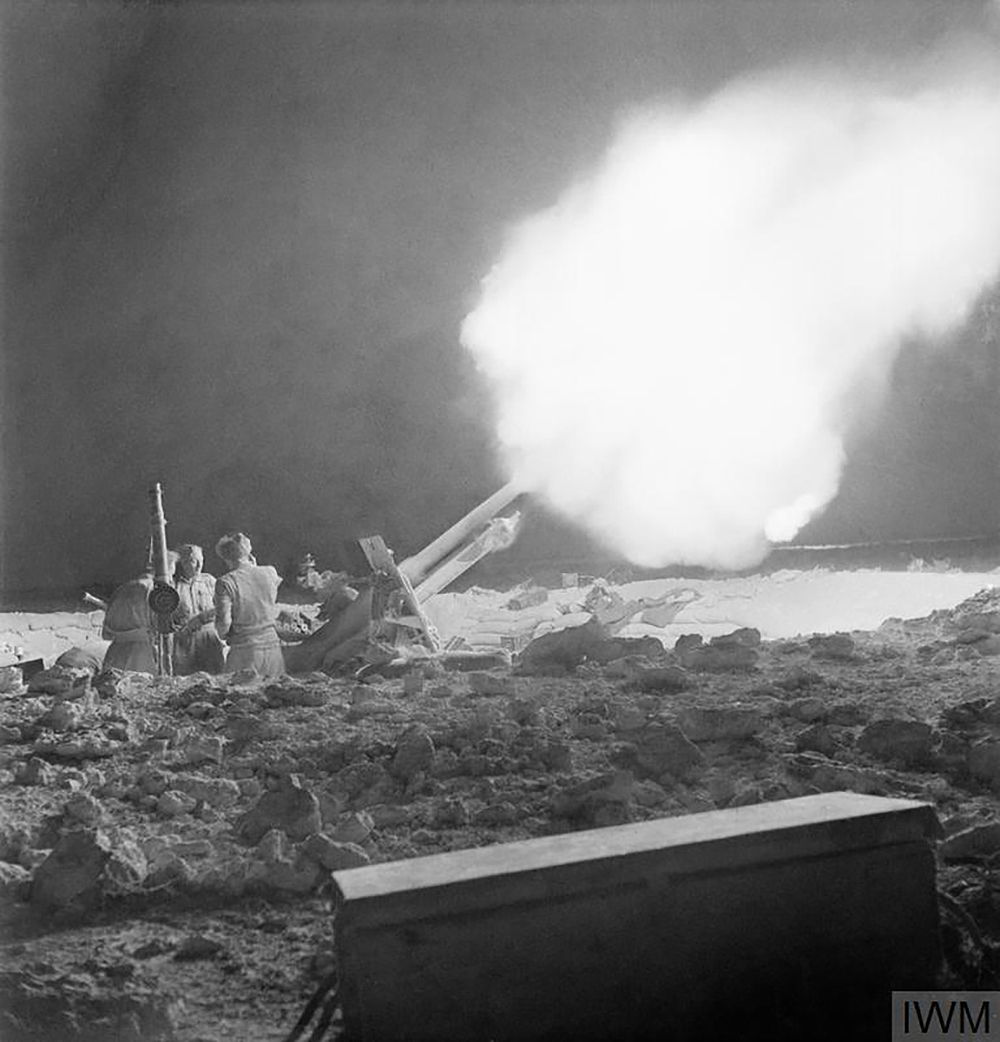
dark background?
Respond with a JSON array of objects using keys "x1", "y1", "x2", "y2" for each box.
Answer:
[{"x1": 3, "y1": 0, "x2": 998, "y2": 600}]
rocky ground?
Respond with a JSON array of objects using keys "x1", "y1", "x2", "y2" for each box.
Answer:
[{"x1": 1, "y1": 584, "x2": 1000, "y2": 1041}]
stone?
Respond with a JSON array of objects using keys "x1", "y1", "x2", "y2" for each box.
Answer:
[
  {"x1": 301, "y1": 833, "x2": 371, "y2": 870},
  {"x1": 673, "y1": 633, "x2": 704, "y2": 654},
  {"x1": 0, "y1": 822, "x2": 31, "y2": 863},
  {"x1": 94, "y1": 668, "x2": 142, "y2": 700},
  {"x1": 676, "y1": 706, "x2": 764, "y2": 742},
  {"x1": 327, "y1": 811, "x2": 374, "y2": 845},
  {"x1": 807, "y1": 633, "x2": 856, "y2": 661},
  {"x1": 786, "y1": 697, "x2": 828, "y2": 723},
  {"x1": 516, "y1": 619, "x2": 608, "y2": 674},
  {"x1": 787, "y1": 754, "x2": 887, "y2": 795},
  {"x1": 550, "y1": 770, "x2": 635, "y2": 826},
  {"x1": 256, "y1": 850, "x2": 324, "y2": 893},
  {"x1": 256, "y1": 828, "x2": 290, "y2": 864},
  {"x1": 703, "y1": 774, "x2": 737, "y2": 805},
  {"x1": 239, "y1": 775, "x2": 322, "y2": 844},
  {"x1": 265, "y1": 680, "x2": 327, "y2": 707},
  {"x1": 967, "y1": 740, "x2": 1000, "y2": 788},
  {"x1": 826, "y1": 702, "x2": 869, "y2": 727},
  {"x1": 368, "y1": 804, "x2": 411, "y2": 828},
  {"x1": 390, "y1": 728, "x2": 435, "y2": 782},
  {"x1": 430, "y1": 797, "x2": 471, "y2": 828},
  {"x1": 622, "y1": 662, "x2": 691, "y2": 693},
  {"x1": 0, "y1": 965, "x2": 182, "y2": 1041},
  {"x1": 0, "y1": 723, "x2": 22, "y2": 744},
  {"x1": 468, "y1": 672, "x2": 516, "y2": 697},
  {"x1": 795, "y1": 724, "x2": 840, "y2": 757},
  {"x1": 939, "y1": 822, "x2": 1000, "y2": 861},
  {"x1": 347, "y1": 701, "x2": 401, "y2": 721},
  {"x1": 173, "y1": 775, "x2": 241, "y2": 808},
  {"x1": 0, "y1": 861, "x2": 30, "y2": 903},
  {"x1": 174, "y1": 933, "x2": 225, "y2": 961},
  {"x1": 537, "y1": 739, "x2": 572, "y2": 772},
  {"x1": 137, "y1": 768, "x2": 171, "y2": 797},
  {"x1": 179, "y1": 736, "x2": 225, "y2": 765},
  {"x1": 777, "y1": 666, "x2": 823, "y2": 691},
  {"x1": 677, "y1": 643, "x2": 759, "y2": 672},
  {"x1": 571, "y1": 715, "x2": 609, "y2": 741},
  {"x1": 237, "y1": 778, "x2": 264, "y2": 801},
  {"x1": 0, "y1": 665, "x2": 25, "y2": 694},
  {"x1": 27, "y1": 665, "x2": 92, "y2": 698},
  {"x1": 63, "y1": 792, "x2": 104, "y2": 827},
  {"x1": 318, "y1": 789, "x2": 348, "y2": 823},
  {"x1": 857, "y1": 719, "x2": 934, "y2": 768},
  {"x1": 30, "y1": 828, "x2": 146, "y2": 911},
  {"x1": 16, "y1": 756, "x2": 57, "y2": 786},
  {"x1": 507, "y1": 696, "x2": 541, "y2": 726},
  {"x1": 34, "y1": 701, "x2": 86, "y2": 733},
  {"x1": 58, "y1": 767, "x2": 87, "y2": 790},
  {"x1": 157, "y1": 790, "x2": 198, "y2": 817},
  {"x1": 940, "y1": 698, "x2": 1000, "y2": 731},
  {"x1": 975, "y1": 635, "x2": 1000, "y2": 657},
  {"x1": 473, "y1": 801, "x2": 520, "y2": 826},
  {"x1": 402, "y1": 673, "x2": 425, "y2": 696},
  {"x1": 184, "y1": 702, "x2": 217, "y2": 720},
  {"x1": 35, "y1": 735, "x2": 120, "y2": 760},
  {"x1": 350, "y1": 684, "x2": 379, "y2": 705},
  {"x1": 632, "y1": 779, "x2": 669, "y2": 807},
  {"x1": 613, "y1": 704, "x2": 646, "y2": 732},
  {"x1": 630, "y1": 723, "x2": 705, "y2": 781},
  {"x1": 709, "y1": 627, "x2": 762, "y2": 649}
]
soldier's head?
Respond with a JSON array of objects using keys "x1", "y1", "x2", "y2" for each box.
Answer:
[
  {"x1": 216, "y1": 532, "x2": 253, "y2": 568},
  {"x1": 176, "y1": 544, "x2": 204, "y2": 579}
]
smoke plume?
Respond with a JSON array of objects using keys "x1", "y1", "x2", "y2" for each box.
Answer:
[{"x1": 461, "y1": 48, "x2": 1000, "y2": 570}]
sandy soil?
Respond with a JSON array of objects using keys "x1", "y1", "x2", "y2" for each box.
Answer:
[{"x1": 1, "y1": 578, "x2": 1000, "y2": 1041}]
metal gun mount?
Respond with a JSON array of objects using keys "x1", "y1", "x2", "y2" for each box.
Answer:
[
  {"x1": 147, "y1": 483, "x2": 179, "y2": 676},
  {"x1": 359, "y1": 479, "x2": 524, "y2": 652},
  {"x1": 283, "y1": 481, "x2": 524, "y2": 673}
]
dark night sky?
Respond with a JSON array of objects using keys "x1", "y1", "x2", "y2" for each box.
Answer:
[{"x1": 2, "y1": 0, "x2": 998, "y2": 597}]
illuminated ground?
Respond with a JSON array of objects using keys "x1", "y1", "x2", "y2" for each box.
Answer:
[{"x1": 0, "y1": 569, "x2": 998, "y2": 1041}]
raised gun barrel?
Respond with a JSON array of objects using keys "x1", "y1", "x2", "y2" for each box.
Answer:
[
  {"x1": 398, "y1": 479, "x2": 524, "y2": 585},
  {"x1": 147, "y1": 483, "x2": 179, "y2": 675},
  {"x1": 148, "y1": 483, "x2": 174, "y2": 586}
]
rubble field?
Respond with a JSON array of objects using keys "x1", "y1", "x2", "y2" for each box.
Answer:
[{"x1": 2, "y1": 580, "x2": 1000, "y2": 1041}]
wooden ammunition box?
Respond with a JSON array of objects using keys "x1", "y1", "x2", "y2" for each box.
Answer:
[{"x1": 334, "y1": 792, "x2": 941, "y2": 1041}]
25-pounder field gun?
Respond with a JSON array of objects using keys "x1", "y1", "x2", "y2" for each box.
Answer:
[{"x1": 282, "y1": 481, "x2": 524, "y2": 674}]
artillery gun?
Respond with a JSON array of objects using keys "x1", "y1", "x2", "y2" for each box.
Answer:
[{"x1": 282, "y1": 481, "x2": 524, "y2": 673}]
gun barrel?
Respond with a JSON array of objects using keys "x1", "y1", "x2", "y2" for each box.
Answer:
[
  {"x1": 399, "y1": 480, "x2": 524, "y2": 584},
  {"x1": 148, "y1": 483, "x2": 172, "y2": 585}
]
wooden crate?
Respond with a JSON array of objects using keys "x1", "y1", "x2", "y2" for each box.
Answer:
[{"x1": 333, "y1": 793, "x2": 941, "y2": 1041}]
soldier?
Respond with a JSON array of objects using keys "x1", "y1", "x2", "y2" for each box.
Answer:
[
  {"x1": 172, "y1": 544, "x2": 225, "y2": 675},
  {"x1": 214, "y1": 532, "x2": 285, "y2": 677},
  {"x1": 101, "y1": 567, "x2": 156, "y2": 674}
]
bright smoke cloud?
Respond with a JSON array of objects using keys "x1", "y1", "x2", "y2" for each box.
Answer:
[{"x1": 461, "y1": 51, "x2": 1000, "y2": 570}]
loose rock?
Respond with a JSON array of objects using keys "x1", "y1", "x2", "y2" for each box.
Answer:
[
  {"x1": 628, "y1": 723, "x2": 705, "y2": 782},
  {"x1": 808, "y1": 633, "x2": 856, "y2": 661},
  {"x1": 940, "y1": 822, "x2": 1000, "y2": 861},
  {"x1": 27, "y1": 665, "x2": 92, "y2": 699},
  {"x1": 239, "y1": 774, "x2": 322, "y2": 844},
  {"x1": 30, "y1": 828, "x2": 146, "y2": 912},
  {"x1": 676, "y1": 643, "x2": 759, "y2": 672},
  {"x1": 301, "y1": 833, "x2": 371, "y2": 870},
  {"x1": 857, "y1": 719, "x2": 934, "y2": 768},
  {"x1": 390, "y1": 728, "x2": 435, "y2": 782},
  {"x1": 676, "y1": 706, "x2": 764, "y2": 742}
]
